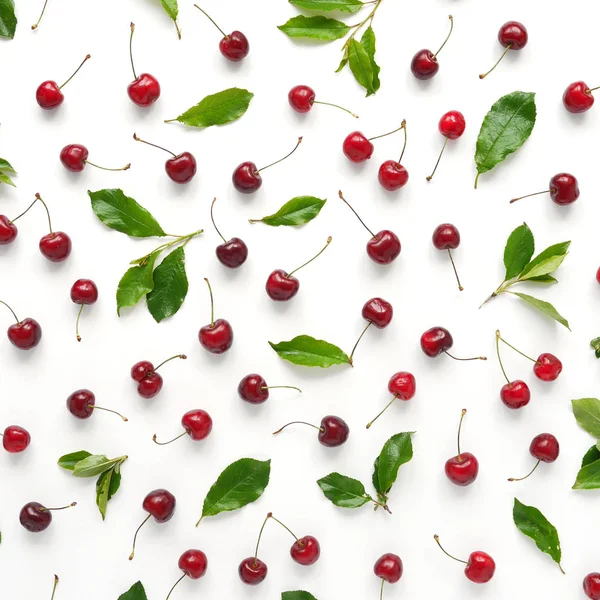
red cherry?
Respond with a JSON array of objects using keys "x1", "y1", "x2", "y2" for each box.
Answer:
[
  {"x1": 211, "y1": 199, "x2": 248, "y2": 268},
  {"x1": 237, "y1": 374, "x2": 301, "y2": 405},
  {"x1": 127, "y1": 24, "x2": 160, "y2": 107},
  {"x1": 434, "y1": 535, "x2": 495, "y2": 583},
  {"x1": 444, "y1": 409, "x2": 479, "y2": 486},
  {"x1": 378, "y1": 120, "x2": 409, "y2": 191},
  {"x1": 427, "y1": 111, "x2": 466, "y2": 182},
  {"x1": 584, "y1": 573, "x2": 600, "y2": 600},
  {"x1": 1, "y1": 301, "x2": 42, "y2": 350},
  {"x1": 410, "y1": 15, "x2": 453, "y2": 80},
  {"x1": 500, "y1": 380, "x2": 531, "y2": 409},
  {"x1": 167, "y1": 549, "x2": 208, "y2": 596},
  {"x1": 509, "y1": 433, "x2": 559, "y2": 482},
  {"x1": 432, "y1": 223, "x2": 463, "y2": 291},
  {"x1": 70, "y1": 278, "x2": 98, "y2": 342},
  {"x1": 60, "y1": 144, "x2": 130, "y2": 173},
  {"x1": 362, "y1": 297, "x2": 393, "y2": 328},
  {"x1": 596, "y1": 267, "x2": 600, "y2": 284},
  {"x1": 0, "y1": 215, "x2": 18, "y2": 245},
  {"x1": 288, "y1": 84, "x2": 358, "y2": 118},
  {"x1": 238, "y1": 557, "x2": 268, "y2": 585},
  {"x1": 510, "y1": 173, "x2": 580, "y2": 206},
  {"x1": 366, "y1": 371, "x2": 416, "y2": 430},
  {"x1": 153, "y1": 409, "x2": 213, "y2": 445},
  {"x1": 374, "y1": 552, "x2": 403, "y2": 600},
  {"x1": 19, "y1": 501, "x2": 76, "y2": 533},
  {"x1": 193, "y1": 4, "x2": 249, "y2": 61},
  {"x1": 198, "y1": 279, "x2": 233, "y2": 354},
  {"x1": 480, "y1": 21, "x2": 528, "y2": 79},
  {"x1": 36, "y1": 54, "x2": 91, "y2": 109},
  {"x1": 30, "y1": 193, "x2": 72, "y2": 262},
  {"x1": 533, "y1": 353, "x2": 562, "y2": 381},
  {"x1": 131, "y1": 354, "x2": 186, "y2": 399},
  {"x1": 138, "y1": 373, "x2": 163, "y2": 398},
  {"x1": 421, "y1": 326, "x2": 485, "y2": 362},
  {"x1": 131, "y1": 360, "x2": 154, "y2": 382},
  {"x1": 343, "y1": 131, "x2": 373, "y2": 162},
  {"x1": 563, "y1": 81, "x2": 597, "y2": 113},
  {"x1": 273, "y1": 415, "x2": 349, "y2": 447},
  {"x1": 290, "y1": 535, "x2": 321, "y2": 566},
  {"x1": 2, "y1": 425, "x2": 31, "y2": 453},
  {"x1": 66, "y1": 388, "x2": 127, "y2": 421},
  {"x1": 133, "y1": 133, "x2": 196, "y2": 184}
]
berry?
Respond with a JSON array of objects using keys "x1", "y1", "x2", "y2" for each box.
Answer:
[
  {"x1": 444, "y1": 410, "x2": 479, "y2": 487},
  {"x1": 70, "y1": 278, "x2": 98, "y2": 342},
  {"x1": 480, "y1": 21, "x2": 528, "y2": 79},
  {"x1": 378, "y1": 120, "x2": 409, "y2": 191},
  {"x1": 434, "y1": 535, "x2": 495, "y2": 583},
  {"x1": 237, "y1": 374, "x2": 301, "y2": 405},
  {"x1": 410, "y1": 16, "x2": 454, "y2": 80},
  {"x1": 367, "y1": 371, "x2": 417, "y2": 429},
  {"x1": 36, "y1": 54, "x2": 91, "y2": 109},
  {"x1": 127, "y1": 24, "x2": 160, "y2": 107},
  {"x1": 362, "y1": 297, "x2": 393, "y2": 328},
  {"x1": 563, "y1": 81, "x2": 597, "y2": 113},
  {"x1": 66, "y1": 389, "x2": 127, "y2": 421},
  {"x1": 133, "y1": 134, "x2": 196, "y2": 183},
  {"x1": 273, "y1": 415, "x2": 350, "y2": 447},
  {"x1": 198, "y1": 279, "x2": 233, "y2": 354},
  {"x1": 343, "y1": 123, "x2": 405, "y2": 163},
  {"x1": 510, "y1": 173, "x2": 580, "y2": 206},
  {"x1": 238, "y1": 558, "x2": 268, "y2": 585},
  {"x1": 2, "y1": 425, "x2": 31, "y2": 453},
  {"x1": 509, "y1": 433, "x2": 559, "y2": 482},
  {"x1": 500, "y1": 380, "x2": 531, "y2": 409},
  {"x1": 60, "y1": 144, "x2": 130, "y2": 173},
  {"x1": 290, "y1": 535, "x2": 321, "y2": 566},
  {"x1": 1, "y1": 300, "x2": 42, "y2": 350},
  {"x1": 584, "y1": 573, "x2": 600, "y2": 600},
  {"x1": 533, "y1": 353, "x2": 562, "y2": 381},
  {"x1": 131, "y1": 354, "x2": 187, "y2": 399},
  {"x1": 432, "y1": 223, "x2": 463, "y2": 290},
  {"x1": 153, "y1": 409, "x2": 213, "y2": 445},
  {"x1": 421, "y1": 326, "x2": 485, "y2": 361},
  {"x1": 166, "y1": 549, "x2": 208, "y2": 597},
  {"x1": 288, "y1": 85, "x2": 358, "y2": 118},
  {"x1": 193, "y1": 5, "x2": 249, "y2": 61},
  {"x1": 211, "y1": 199, "x2": 248, "y2": 268},
  {"x1": 0, "y1": 215, "x2": 17, "y2": 245},
  {"x1": 32, "y1": 193, "x2": 72, "y2": 262},
  {"x1": 374, "y1": 552, "x2": 403, "y2": 598},
  {"x1": 19, "y1": 501, "x2": 76, "y2": 533},
  {"x1": 427, "y1": 111, "x2": 466, "y2": 182}
]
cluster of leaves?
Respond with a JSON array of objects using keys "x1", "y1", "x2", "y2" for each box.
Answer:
[
  {"x1": 0, "y1": 158, "x2": 16, "y2": 187},
  {"x1": 0, "y1": 0, "x2": 16, "y2": 39},
  {"x1": 58, "y1": 451, "x2": 127, "y2": 520},
  {"x1": 270, "y1": 335, "x2": 351, "y2": 368},
  {"x1": 318, "y1": 432, "x2": 413, "y2": 512},
  {"x1": 278, "y1": 0, "x2": 382, "y2": 96},
  {"x1": 572, "y1": 398, "x2": 600, "y2": 489},
  {"x1": 474, "y1": 91, "x2": 536, "y2": 188},
  {"x1": 484, "y1": 222, "x2": 570, "y2": 329},
  {"x1": 249, "y1": 196, "x2": 326, "y2": 227}
]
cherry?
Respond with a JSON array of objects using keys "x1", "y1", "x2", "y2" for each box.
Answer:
[
  {"x1": 31, "y1": 0, "x2": 49, "y2": 30},
  {"x1": 343, "y1": 123, "x2": 405, "y2": 163},
  {"x1": 273, "y1": 415, "x2": 349, "y2": 447},
  {"x1": 129, "y1": 489, "x2": 176, "y2": 560},
  {"x1": 127, "y1": 23, "x2": 160, "y2": 107},
  {"x1": 36, "y1": 54, "x2": 91, "y2": 109},
  {"x1": 199, "y1": 278, "x2": 233, "y2": 354},
  {"x1": 480, "y1": 21, "x2": 528, "y2": 79},
  {"x1": 70, "y1": 278, "x2": 98, "y2": 342},
  {"x1": 374, "y1": 553, "x2": 403, "y2": 599},
  {"x1": 563, "y1": 81, "x2": 599, "y2": 114},
  {"x1": 495, "y1": 330, "x2": 531, "y2": 409},
  {"x1": 349, "y1": 297, "x2": 393, "y2": 364},
  {"x1": 131, "y1": 354, "x2": 187, "y2": 399},
  {"x1": 338, "y1": 191, "x2": 401, "y2": 264},
  {"x1": 193, "y1": 4, "x2": 249, "y2": 61},
  {"x1": 266, "y1": 236, "x2": 332, "y2": 301},
  {"x1": 584, "y1": 573, "x2": 600, "y2": 600},
  {"x1": 378, "y1": 120, "x2": 409, "y2": 191},
  {"x1": 434, "y1": 535, "x2": 495, "y2": 583},
  {"x1": 165, "y1": 549, "x2": 208, "y2": 600},
  {"x1": 509, "y1": 433, "x2": 559, "y2": 482},
  {"x1": 153, "y1": 409, "x2": 213, "y2": 445},
  {"x1": 0, "y1": 195, "x2": 44, "y2": 245},
  {"x1": 1, "y1": 300, "x2": 42, "y2": 350},
  {"x1": 411, "y1": 15, "x2": 454, "y2": 80},
  {"x1": 534, "y1": 353, "x2": 562, "y2": 381},
  {"x1": 19, "y1": 501, "x2": 76, "y2": 533},
  {"x1": 420, "y1": 326, "x2": 486, "y2": 362},
  {"x1": 596, "y1": 267, "x2": 600, "y2": 284},
  {"x1": 239, "y1": 513, "x2": 271, "y2": 585},
  {"x1": 432, "y1": 223, "x2": 463, "y2": 291},
  {"x1": 232, "y1": 137, "x2": 302, "y2": 194},
  {"x1": 66, "y1": 389, "x2": 128, "y2": 421},
  {"x1": 366, "y1": 371, "x2": 416, "y2": 429},
  {"x1": 427, "y1": 111, "x2": 466, "y2": 182},
  {"x1": 237, "y1": 373, "x2": 301, "y2": 404},
  {"x1": 60, "y1": 144, "x2": 130, "y2": 173},
  {"x1": 288, "y1": 85, "x2": 358, "y2": 118},
  {"x1": 510, "y1": 173, "x2": 580, "y2": 206},
  {"x1": 133, "y1": 133, "x2": 196, "y2": 183},
  {"x1": 444, "y1": 409, "x2": 479, "y2": 487},
  {"x1": 211, "y1": 198, "x2": 248, "y2": 268},
  {"x1": 1, "y1": 425, "x2": 31, "y2": 453},
  {"x1": 26, "y1": 193, "x2": 71, "y2": 262}
]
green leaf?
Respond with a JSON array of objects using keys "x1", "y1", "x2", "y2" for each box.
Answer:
[
  {"x1": 590, "y1": 338, "x2": 600, "y2": 359},
  {"x1": 146, "y1": 246, "x2": 188, "y2": 323},
  {"x1": 116, "y1": 252, "x2": 160, "y2": 316},
  {"x1": 372, "y1": 457, "x2": 383, "y2": 495},
  {"x1": 317, "y1": 472, "x2": 371, "y2": 508},
  {"x1": 159, "y1": 0, "x2": 178, "y2": 19},
  {"x1": 88, "y1": 189, "x2": 166, "y2": 238},
  {"x1": 282, "y1": 592, "x2": 318, "y2": 600},
  {"x1": 168, "y1": 88, "x2": 253, "y2": 128},
  {"x1": 96, "y1": 468, "x2": 114, "y2": 520},
  {"x1": 289, "y1": 0, "x2": 363, "y2": 13},
  {"x1": 511, "y1": 292, "x2": 570, "y2": 330},
  {"x1": 0, "y1": 172, "x2": 16, "y2": 187},
  {"x1": 375, "y1": 432, "x2": 414, "y2": 494},
  {"x1": 278, "y1": 15, "x2": 350, "y2": 41},
  {"x1": 335, "y1": 46, "x2": 349, "y2": 72},
  {"x1": 57, "y1": 450, "x2": 92, "y2": 471},
  {"x1": 200, "y1": 458, "x2": 271, "y2": 520},
  {"x1": 582, "y1": 446, "x2": 600, "y2": 468},
  {"x1": 118, "y1": 582, "x2": 148, "y2": 600},
  {"x1": 572, "y1": 398, "x2": 600, "y2": 438},
  {"x1": 503, "y1": 223, "x2": 534, "y2": 280},
  {"x1": 73, "y1": 455, "x2": 125, "y2": 478},
  {"x1": 251, "y1": 196, "x2": 326, "y2": 227},
  {"x1": 269, "y1": 335, "x2": 351, "y2": 368},
  {"x1": 573, "y1": 457, "x2": 600, "y2": 490},
  {"x1": 0, "y1": 158, "x2": 16, "y2": 172},
  {"x1": 360, "y1": 27, "x2": 380, "y2": 95},
  {"x1": 519, "y1": 242, "x2": 571, "y2": 281},
  {"x1": 474, "y1": 91, "x2": 536, "y2": 188},
  {"x1": 513, "y1": 498, "x2": 563, "y2": 570},
  {"x1": 348, "y1": 39, "x2": 374, "y2": 95},
  {"x1": 0, "y1": 0, "x2": 17, "y2": 39},
  {"x1": 527, "y1": 275, "x2": 558, "y2": 284}
]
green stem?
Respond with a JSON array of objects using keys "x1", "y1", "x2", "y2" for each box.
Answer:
[
  {"x1": 313, "y1": 100, "x2": 359, "y2": 119},
  {"x1": 495, "y1": 330, "x2": 510, "y2": 384},
  {"x1": 193, "y1": 4, "x2": 227, "y2": 38},
  {"x1": 258, "y1": 137, "x2": 302, "y2": 172},
  {"x1": 210, "y1": 198, "x2": 226, "y2": 243},
  {"x1": 90, "y1": 404, "x2": 128, "y2": 421},
  {"x1": 84, "y1": 160, "x2": 130, "y2": 172},
  {"x1": 273, "y1": 421, "x2": 322, "y2": 435},
  {"x1": 129, "y1": 23, "x2": 137, "y2": 80},
  {"x1": 50, "y1": 575, "x2": 59, "y2": 600},
  {"x1": 204, "y1": 278, "x2": 215, "y2": 326},
  {"x1": 380, "y1": 579, "x2": 385, "y2": 600},
  {"x1": 338, "y1": 191, "x2": 376, "y2": 238},
  {"x1": 288, "y1": 237, "x2": 332, "y2": 277},
  {"x1": 32, "y1": 0, "x2": 49, "y2": 30},
  {"x1": 34, "y1": 193, "x2": 53, "y2": 233},
  {"x1": 397, "y1": 120, "x2": 407, "y2": 163},
  {"x1": 368, "y1": 123, "x2": 406, "y2": 142},
  {"x1": 366, "y1": 397, "x2": 397, "y2": 429},
  {"x1": 269, "y1": 514, "x2": 300, "y2": 542},
  {"x1": 154, "y1": 354, "x2": 187, "y2": 371},
  {"x1": 129, "y1": 514, "x2": 151, "y2": 560},
  {"x1": 173, "y1": 20, "x2": 181, "y2": 40},
  {"x1": 349, "y1": 321, "x2": 372, "y2": 364},
  {"x1": 0, "y1": 300, "x2": 20, "y2": 323},
  {"x1": 10, "y1": 197, "x2": 40, "y2": 224},
  {"x1": 153, "y1": 430, "x2": 188, "y2": 446},
  {"x1": 345, "y1": 0, "x2": 383, "y2": 43},
  {"x1": 456, "y1": 409, "x2": 467, "y2": 459},
  {"x1": 131, "y1": 229, "x2": 203, "y2": 265},
  {"x1": 433, "y1": 15, "x2": 453, "y2": 57},
  {"x1": 165, "y1": 574, "x2": 186, "y2": 600},
  {"x1": 508, "y1": 459, "x2": 541, "y2": 482},
  {"x1": 498, "y1": 333, "x2": 537, "y2": 363},
  {"x1": 426, "y1": 137, "x2": 448, "y2": 182},
  {"x1": 433, "y1": 534, "x2": 468, "y2": 565},
  {"x1": 262, "y1": 385, "x2": 302, "y2": 393},
  {"x1": 479, "y1": 43, "x2": 512, "y2": 79},
  {"x1": 59, "y1": 54, "x2": 91, "y2": 90},
  {"x1": 75, "y1": 304, "x2": 84, "y2": 342},
  {"x1": 254, "y1": 513, "x2": 272, "y2": 562}
]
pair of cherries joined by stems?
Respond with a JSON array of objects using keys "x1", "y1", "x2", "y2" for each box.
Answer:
[
  {"x1": 131, "y1": 353, "x2": 187, "y2": 399},
  {"x1": 434, "y1": 534, "x2": 496, "y2": 583},
  {"x1": 0, "y1": 300, "x2": 42, "y2": 350},
  {"x1": 199, "y1": 279, "x2": 233, "y2": 354},
  {"x1": 71, "y1": 278, "x2": 98, "y2": 342},
  {"x1": 1, "y1": 425, "x2": 31, "y2": 453},
  {"x1": 239, "y1": 512, "x2": 320, "y2": 585},
  {"x1": 130, "y1": 489, "x2": 176, "y2": 560},
  {"x1": 20, "y1": 501, "x2": 77, "y2": 533}
]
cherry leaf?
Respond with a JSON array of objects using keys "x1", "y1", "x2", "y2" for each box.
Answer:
[
  {"x1": 96, "y1": 465, "x2": 121, "y2": 520},
  {"x1": 278, "y1": 15, "x2": 350, "y2": 41},
  {"x1": 116, "y1": 252, "x2": 160, "y2": 316},
  {"x1": 503, "y1": 222, "x2": 534, "y2": 280},
  {"x1": 251, "y1": 196, "x2": 326, "y2": 227},
  {"x1": 0, "y1": 0, "x2": 17, "y2": 39},
  {"x1": 375, "y1": 432, "x2": 414, "y2": 495},
  {"x1": 269, "y1": 335, "x2": 350, "y2": 368},
  {"x1": 118, "y1": 582, "x2": 148, "y2": 600},
  {"x1": 348, "y1": 39, "x2": 374, "y2": 95},
  {"x1": 72, "y1": 454, "x2": 125, "y2": 478},
  {"x1": 289, "y1": 0, "x2": 363, "y2": 13},
  {"x1": 590, "y1": 338, "x2": 600, "y2": 359},
  {"x1": 518, "y1": 241, "x2": 570, "y2": 280},
  {"x1": 582, "y1": 446, "x2": 600, "y2": 467},
  {"x1": 573, "y1": 450, "x2": 600, "y2": 490},
  {"x1": 282, "y1": 592, "x2": 318, "y2": 600},
  {"x1": 360, "y1": 27, "x2": 380, "y2": 95},
  {"x1": 57, "y1": 450, "x2": 92, "y2": 471},
  {"x1": 510, "y1": 292, "x2": 570, "y2": 330},
  {"x1": 572, "y1": 398, "x2": 600, "y2": 438},
  {"x1": 146, "y1": 246, "x2": 188, "y2": 323},
  {"x1": 316, "y1": 472, "x2": 371, "y2": 508}
]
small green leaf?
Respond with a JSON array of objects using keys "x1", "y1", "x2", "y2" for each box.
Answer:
[
  {"x1": 118, "y1": 582, "x2": 148, "y2": 600},
  {"x1": 317, "y1": 472, "x2": 371, "y2": 508},
  {"x1": 159, "y1": 0, "x2": 178, "y2": 19},
  {"x1": 0, "y1": 158, "x2": 16, "y2": 172},
  {"x1": 168, "y1": 88, "x2": 253, "y2": 128},
  {"x1": 527, "y1": 275, "x2": 558, "y2": 284},
  {"x1": 289, "y1": 0, "x2": 363, "y2": 13},
  {"x1": 573, "y1": 457, "x2": 600, "y2": 490},
  {"x1": 590, "y1": 338, "x2": 600, "y2": 359},
  {"x1": 251, "y1": 196, "x2": 326, "y2": 227},
  {"x1": 278, "y1": 15, "x2": 350, "y2": 41},
  {"x1": 360, "y1": 27, "x2": 380, "y2": 95},
  {"x1": 335, "y1": 46, "x2": 349, "y2": 72},
  {"x1": 513, "y1": 498, "x2": 563, "y2": 570},
  {"x1": 474, "y1": 91, "x2": 536, "y2": 188},
  {"x1": 519, "y1": 242, "x2": 571, "y2": 281},
  {"x1": 348, "y1": 39, "x2": 374, "y2": 95},
  {"x1": 200, "y1": 458, "x2": 271, "y2": 521},
  {"x1": 282, "y1": 592, "x2": 318, "y2": 600},
  {"x1": 269, "y1": 335, "x2": 350, "y2": 368},
  {"x1": 572, "y1": 398, "x2": 600, "y2": 438},
  {"x1": 73, "y1": 455, "x2": 125, "y2": 478},
  {"x1": 146, "y1": 246, "x2": 188, "y2": 323},
  {"x1": 582, "y1": 446, "x2": 600, "y2": 467},
  {"x1": 503, "y1": 223, "x2": 534, "y2": 280},
  {"x1": 116, "y1": 252, "x2": 160, "y2": 316},
  {"x1": 372, "y1": 457, "x2": 383, "y2": 495},
  {"x1": 57, "y1": 450, "x2": 92, "y2": 471},
  {"x1": 0, "y1": 172, "x2": 16, "y2": 187},
  {"x1": 375, "y1": 432, "x2": 414, "y2": 495},
  {"x1": 89, "y1": 189, "x2": 166, "y2": 238},
  {"x1": 96, "y1": 465, "x2": 122, "y2": 520},
  {"x1": 511, "y1": 292, "x2": 570, "y2": 330},
  {"x1": 0, "y1": 0, "x2": 17, "y2": 39}
]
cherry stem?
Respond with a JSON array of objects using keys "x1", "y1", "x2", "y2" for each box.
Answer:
[
  {"x1": 273, "y1": 421, "x2": 322, "y2": 435},
  {"x1": 269, "y1": 514, "x2": 300, "y2": 543},
  {"x1": 498, "y1": 335, "x2": 537, "y2": 363},
  {"x1": 75, "y1": 304, "x2": 84, "y2": 342},
  {"x1": 396, "y1": 120, "x2": 408, "y2": 163},
  {"x1": 154, "y1": 354, "x2": 187, "y2": 371},
  {"x1": 433, "y1": 15, "x2": 454, "y2": 57},
  {"x1": 133, "y1": 133, "x2": 176, "y2": 158},
  {"x1": 0, "y1": 300, "x2": 20, "y2": 323},
  {"x1": 165, "y1": 574, "x2": 186, "y2": 600},
  {"x1": 588, "y1": 86, "x2": 600, "y2": 93},
  {"x1": 210, "y1": 198, "x2": 227, "y2": 243},
  {"x1": 262, "y1": 385, "x2": 302, "y2": 393},
  {"x1": 479, "y1": 43, "x2": 512, "y2": 79},
  {"x1": 349, "y1": 321, "x2": 372, "y2": 364},
  {"x1": 508, "y1": 459, "x2": 541, "y2": 482},
  {"x1": 258, "y1": 137, "x2": 303, "y2": 173},
  {"x1": 129, "y1": 513, "x2": 151, "y2": 560},
  {"x1": 51, "y1": 575, "x2": 59, "y2": 600},
  {"x1": 366, "y1": 396, "x2": 397, "y2": 429},
  {"x1": 456, "y1": 409, "x2": 467, "y2": 459},
  {"x1": 204, "y1": 278, "x2": 215, "y2": 326},
  {"x1": 313, "y1": 100, "x2": 359, "y2": 119},
  {"x1": 10, "y1": 197, "x2": 40, "y2": 224},
  {"x1": 129, "y1": 23, "x2": 137, "y2": 80},
  {"x1": 338, "y1": 190, "x2": 376, "y2": 238},
  {"x1": 368, "y1": 123, "x2": 405, "y2": 142},
  {"x1": 426, "y1": 137, "x2": 448, "y2": 182},
  {"x1": 32, "y1": 0, "x2": 49, "y2": 30},
  {"x1": 193, "y1": 4, "x2": 227, "y2": 38},
  {"x1": 433, "y1": 534, "x2": 468, "y2": 565},
  {"x1": 59, "y1": 54, "x2": 91, "y2": 90},
  {"x1": 89, "y1": 404, "x2": 128, "y2": 421},
  {"x1": 34, "y1": 193, "x2": 53, "y2": 233},
  {"x1": 444, "y1": 351, "x2": 487, "y2": 361},
  {"x1": 509, "y1": 189, "x2": 548, "y2": 204},
  {"x1": 289, "y1": 236, "x2": 332, "y2": 277},
  {"x1": 152, "y1": 430, "x2": 188, "y2": 446},
  {"x1": 495, "y1": 330, "x2": 511, "y2": 384},
  {"x1": 447, "y1": 249, "x2": 463, "y2": 291},
  {"x1": 84, "y1": 160, "x2": 131, "y2": 172},
  {"x1": 254, "y1": 513, "x2": 272, "y2": 563},
  {"x1": 379, "y1": 579, "x2": 385, "y2": 600},
  {"x1": 42, "y1": 502, "x2": 77, "y2": 512}
]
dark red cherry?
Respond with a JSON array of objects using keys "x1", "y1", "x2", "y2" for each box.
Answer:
[
  {"x1": 178, "y1": 549, "x2": 208, "y2": 579},
  {"x1": 2, "y1": 425, "x2": 31, "y2": 453},
  {"x1": 480, "y1": 21, "x2": 528, "y2": 79},
  {"x1": 288, "y1": 84, "x2": 358, "y2": 118},
  {"x1": 138, "y1": 373, "x2": 163, "y2": 399},
  {"x1": 66, "y1": 388, "x2": 127, "y2": 421},
  {"x1": 410, "y1": 16, "x2": 453, "y2": 80},
  {"x1": 500, "y1": 380, "x2": 531, "y2": 409},
  {"x1": 273, "y1": 415, "x2": 349, "y2": 447},
  {"x1": 39, "y1": 232, "x2": 71, "y2": 262},
  {"x1": 36, "y1": 54, "x2": 91, "y2": 109},
  {"x1": 70, "y1": 278, "x2": 98, "y2": 342},
  {"x1": 367, "y1": 231, "x2": 401, "y2": 264},
  {"x1": 60, "y1": 144, "x2": 88, "y2": 172},
  {"x1": 127, "y1": 24, "x2": 160, "y2": 107},
  {"x1": 131, "y1": 354, "x2": 186, "y2": 399},
  {"x1": 219, "y1": 31, "x2": 249, "y2": 61},
  {"x1": 290, "y1": 535, "x2": 321, "y2": 566},
  {"x1": 530, "y1": 433, "x2": 560, "y2": 463},
  {"x1": 533, "y1": 353, "x2": 562, "y2": 381},
  {"x1": 444, "y1": 410, "x2": 479, "y2": 487},
  {"x1": 362, "y1": 297, "x2": 393, "y2": 328},
  {"x1": 584, "y1": 573, "x2": 600, "y2": 599},
  {"x1": 211, "y1": 199, "x2": 248, "y2": 268},
  {"x1": 198, "y1": 279, "x2": 233, "y2": 354},
  {"x1": 238, "y1": 557, "x2": 268, "y2": 585},
  {"x1": 153, "y1": 409, "x2": 213, "y2": 445},
  {"x1": 1, "y1": 301, "x2": 42, "y2": 350},
  {"x1": 563, "y1": 81, "x2": 596, "y2": 113},
  {"x1": 131, "y1": 360, "x2": 153, "y2": 381},
  {"x1": 238, "y1": 374, "x2": 269, "y2": 404},
  {"x1": 0, "y1": 215, "x2": 18, "y2": 245},
  {"x1": 510, "y1": 173, "x2": 580, "y2": 206},
  {"x1": 133, "y1": 134, "x2": 195, "y2": 183},
  {"x1": 420, "y1": 326, "x2": 453, "y2": 357},
  {"x1": 343, "y1": 131, "x2": 374, "y2": 162},
  {"x1": 266, "y1": 269, "x2": 298, "y2": 301},
  {"x1": 432, "y1": 223, "x2": 463, "y2": 291},
  {"x1": 20, "y1": 501, "x2": 76, "y2": 532},
  {"x1": 374, "y1": 553, "x2": 403, "y2": 584}
]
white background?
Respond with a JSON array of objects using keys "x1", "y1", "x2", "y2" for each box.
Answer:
[{"x1": 1, "y1": 0, "x2": 599, "y2": 598}]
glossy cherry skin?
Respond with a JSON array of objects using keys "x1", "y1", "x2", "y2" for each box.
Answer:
[
  {"x1": 265, "y1": 269, "x2": 299, "y2": 301},
  {"x1": 232, "y1": 162, "x2": 261, "y2": 194},
  {"x1": 127, "y1": 73, "x2": 161, "y2": 107},
  {"x1": 238, "y1": 557, "x2": 268, "y2": 585},
  {"x1": 439, "y1": 111, "x2": 466, "y2": 139},
  {"x1": 219, "y1": 31, "x2": 249, "y2": 61},
  {"x1": 288, "y1": 85, "x2": 315, "y2": 113},
  {"x1": 7, "y1": 319, "x2": 42, "y2": 350},
  {"x1": 374, "y1": 553, "x2": 403, "y2": 584},
  {"x1": 411, "y1": 49, "x2": 439, "y2": 80},
  {"x1": 420, "y1": 326, "x2": 453, "y2": 357},
  {"x1": 131, "y1": 360, "x2": 154, "y2": 382},
  {"x1": 165, "y1": 153, "x2": 197, "y2": 184},
  {"x1": 498, "y1": 21, "x2": 528, "y2": 49},
  {"x1": 530, "y1": 433, "x2": 559, "y2": 462},
  {"x1": 563, "y1": 82, "x2": 595, "y2": 114},
  {"x1": 596, "y1": 267, "x2": 600, "y2": 284},
  {"x1": 20, "y1": 502, "x2": 53, "y2": 532},
  {"x1": 39, "y1": 232, "x2": 72, "y2": 262},
  {"x1": 465, "y1": 551, "x2": 496, "y2": 583},
  {"x1": 238, "y1": 374, "x2": 268, "y2": 404},
  {"x1": 60, "y1": 144, "x2": 88, "y2": 172},
  {"x1": 500, "y1": 380, "x2": 530, "y2": 409},
  {"x1": 378, "y1": 161, "x2": 409, "y2": 191},
  {"x1": 290, "y1": 536, "x2": 320, "y2": 566},
  {"x1": 0, "y1": 215, "x2": 18, "y2": 245},
  {"x1": 2, "y1": 425, "x2": 31, "y2": 453},
  {"x1": 362, "y1": 297, "x2": 393, "y2": 328},
  {"x1": 216, "y1": 238, "x2": 248, "y2": 268},
  {"x1": 179, "y1": 549, "x2": 208, "y2": 579},
  {"x1": 343, "y1": 131, "x2": 374, "y2": 162},
  {"x1": 367, "y1": 230, "x2": 401, "y2": 264},
  {"x1": 66, "y1": 389, "x2": 95, "y2": 419},
  {"x1": 71, "y1": 279, "x2": 98, "y2": 305},
  {"x1": 433, "y1": 224, "x2": 460, "y2": 249},
  {"x1": 388, "y1": 372, "x2": 416, "y2": 400},
  {"x1": 181, "y1": 409, "x2": 213, "y2": 440},
  {"x1": 549, "y1": 173, "x2": 579, "y2": 205},
  {"x1": 137, "y1": 372, "x2": 163, "y2": 399},
  {"x1": 584, "y1": 573, "x2": 600, "y2": 600},
  {"x1": 36, "y1": 81, "x2": 64, "y2": 109},
  {"x1": 199, "y1": 319, "x2": 234, "y2": 354},
  {"x1": 533, "y1": 353, "x2": 562, "y2": 381},
  {"x1": 143, "y1": 489, "x2": 176, "y2": 522},
  {"x1": 445, "y1": 452, "x2": 479, "y2": 486},
  {"x1": 319, "y1": 415, "x2": 349, "y2": 447}
]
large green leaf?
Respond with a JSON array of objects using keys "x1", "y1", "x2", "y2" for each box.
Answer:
[
  {"x1": 269, "y1": 335, "x2": 350, "y2": 367},
  {"x1": 573, "y1": 454, "x2": 600, "y2": 490},
  {"x1": 57, "y1": 450, "x2": 92, "y2": 471},
  {"x1": 510, "y1": 292, "x2": 570, "y2": 330},
  {"x1": 278, "y1": 15, "x2": 350, "y2": 41},
  {"x1": 116, "y1": 252, "x2": 160, "y2": 316},
  {"x1": 348, "y1": 39, "x2": 374, "y2": 96},
  {"x1": 146, "y1": 246, "x2": 188, "y2": 323},
  {"x1": 118, "y1": 582, "x2": 148, "y2": 600},
  {"x1": 317, "y1": 472, "x2": 371, "y2": 508},
  {"x1": 360, "y1": 27, "x2": 380, "y2": 95},
  {"x1": 282, "y1": 592, "x2": 318, "y2": 600},
  {"x1": 572, "y1": 398, "x2": 600, "y2": 438},
  {"x1": 250, "y1": 196, "x2": 326, "y2": 227},
  {"x1": 289, "y1": 0, "x2": 363, "y2": 13},
  {"x1": 375, "y1": 432, "x2": 414, "y2": 494},
  {"x1": 503, "y1": 222, "x2": 534, "y2": 280},
  {"x1": 0, "y1": 0, "x2": 17, "y2": 39},
  {"x1": 518, "y1": 242, "x2": 570, "y2": 281}
]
